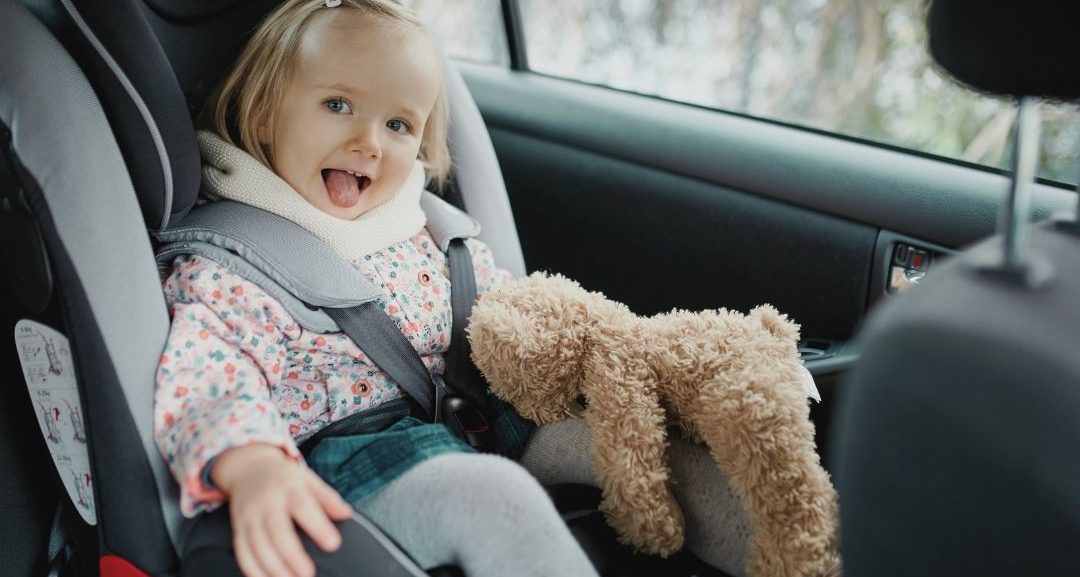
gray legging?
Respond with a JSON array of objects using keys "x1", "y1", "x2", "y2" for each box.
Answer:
[
  {"x1": 358, "y1": 418, "x2": 752, "y2": 577},
  {"x1": 356, "y1": 452, "x2": 599, "y2": 577},
  {"x1": 519, "y1": 418, "x2": 753, "y2": 577}
]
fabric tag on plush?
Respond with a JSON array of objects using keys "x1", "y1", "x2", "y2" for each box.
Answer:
[{"x1": 801, "y1": 366, "x2": 821, "y2": 402}]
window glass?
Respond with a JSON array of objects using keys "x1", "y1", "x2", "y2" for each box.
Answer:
[
  {"x1": 403, "y1": 0, "x2": 509, "y2": 67},
  {"x1": 519, "y1": 0, "x2": 1080, "y2": 184}
]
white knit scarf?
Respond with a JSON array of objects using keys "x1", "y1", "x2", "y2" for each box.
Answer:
[{"x1": 197, "y1": 130, "x2": 427, "y2": 260}]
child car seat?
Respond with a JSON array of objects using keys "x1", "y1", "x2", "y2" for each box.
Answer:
[
  {"x1": 831, "y1": 1, "x2": 1080, "y2": 576},
  {"x1": 3, "y1": 1, "x2": 708, "y2": 576},
  {"x1": 0, "y1": 0, "x2": 181, "y2": 574},
  {"x1": 2, "y1": 0, "x2": 441, "y2": 574},
  {"x1": 0, "y1": 0, "x2": 519, "y2": 573}
]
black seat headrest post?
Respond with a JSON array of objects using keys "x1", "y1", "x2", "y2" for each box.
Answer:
[
  {"x1": 0, "y1": 122, "x2": 53, "y2": 314},
  {"x1": 968, "y1": 96, "x2": 1054, "y2": 288},
  {"x1": 928, "y1": 0, "x2": 1074, "y2": 287}
]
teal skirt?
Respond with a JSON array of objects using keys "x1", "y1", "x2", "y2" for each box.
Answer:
[{"x1": 306, "y1": 395, "x2": 535, "y2": 505}]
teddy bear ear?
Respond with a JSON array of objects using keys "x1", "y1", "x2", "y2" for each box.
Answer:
[{"x1": 749, "y1": 304, "x2": 800, "y2": 341}]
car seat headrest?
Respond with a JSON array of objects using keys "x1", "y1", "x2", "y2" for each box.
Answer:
[
  {"x1": 142, "y1": 0, "x2": 247, "y2": 21},
  {"x1": 928, "y1": 0, "x2": 1080, "y2": 99},
  {"x1": 38, "y1": 0, "x2": 205, "y2": 232},
  {"x1": 33, "y1": 0, "x2": 282, "y2": 233}
]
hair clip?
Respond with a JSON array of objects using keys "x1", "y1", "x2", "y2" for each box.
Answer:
[{"x1": 325, "y1": 0, "x2": 341, "y2": 7}]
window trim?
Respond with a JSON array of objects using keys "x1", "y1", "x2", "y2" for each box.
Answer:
[
  {"x1": 499, "y1": 0, "x2": 528, "y2": 71},
  {"x1": 493, "y1": 2, "x2": 1079, "y2": 188},
  {"x1": 461, "y1": 63, "x2": 1078, "y2": 247}
]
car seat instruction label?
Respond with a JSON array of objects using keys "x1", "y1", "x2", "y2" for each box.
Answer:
[{"x1": 15, "y1": 320, "x2": 97, "y2": 525}]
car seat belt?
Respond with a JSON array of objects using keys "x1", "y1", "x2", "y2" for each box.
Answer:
[
  {"x1": 324, "y1": 299, "x2": 495, "y2": 452},
  {"x1": 323, "y1": 304, "x2": 436, "y2": 420},
  {"x1": 443, "y1": 238, "x2": 496, "y2": 450},
  {"x1": 323, "y1": 242, "x2": 496, "y2": 452},
  {"x1": 440, "y1": 178, "x2": 488, "y2": 408},
  {"x1": 445, "y1": 238, "x2": 487, "y2": 408}
]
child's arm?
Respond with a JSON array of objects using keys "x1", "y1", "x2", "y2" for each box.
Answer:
[
  {"x1": 154, "y1": 255, "x2": 301, "y2": 516},
  {"x1": 154, "y1": 255, "x2": 350, "y2": 577}
]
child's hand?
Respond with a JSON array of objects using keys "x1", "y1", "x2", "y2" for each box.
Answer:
[{"x1": 212, "y1": 444, "x2": 353, "y2": 577}]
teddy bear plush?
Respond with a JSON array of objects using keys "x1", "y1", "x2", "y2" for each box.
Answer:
[{"x1": 467, "y1": 273, "x2": 839, "y2": 577}]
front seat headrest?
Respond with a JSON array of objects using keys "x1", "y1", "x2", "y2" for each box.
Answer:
[{"x1": 928, "y1": 0, "x2": 1080, "y2": 98}]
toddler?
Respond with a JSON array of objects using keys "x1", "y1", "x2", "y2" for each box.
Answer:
[{"x1": 154, "y1": 1, "x2": 598, "y2": 577}]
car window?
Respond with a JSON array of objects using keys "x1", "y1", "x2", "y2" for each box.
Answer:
[
  {"x1": 414, "y1": 0, "x2": 1080, "y2": 186},
  {"x1": 403, "y1": 0, "x2": 509, "y2": 67}
]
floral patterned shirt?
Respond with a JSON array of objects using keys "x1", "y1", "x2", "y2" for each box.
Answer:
[{"x1": 154, "y1": 229, "x2": 513, "y2": 516}]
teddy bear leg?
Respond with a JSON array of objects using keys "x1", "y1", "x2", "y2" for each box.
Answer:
[
  {"x1": 522, "y1": 418, "x2": 757, "y2": 577},
  {"x1": 685, "y1": 379, "x2": 839, "y2": 577},
  {"x1": 584, "y1": 378, "x2": 685, "y2": 557}
]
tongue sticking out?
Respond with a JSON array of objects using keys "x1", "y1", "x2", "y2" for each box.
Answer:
[{"x1": 323, "y1": 169, "x2": 363, "y2": 208}]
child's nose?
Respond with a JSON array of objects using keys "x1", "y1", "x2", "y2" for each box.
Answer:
[{"x1": 349, "y1": 124, "x2": 382, "y2": 160}]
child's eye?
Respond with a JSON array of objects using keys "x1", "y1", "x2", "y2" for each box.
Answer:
[
  {"x1": 386, "y1": 119, "x2": 410, "y2": 134},
  {"x1": 324, "y1": 98, "x2": 352, "y2": 114}
]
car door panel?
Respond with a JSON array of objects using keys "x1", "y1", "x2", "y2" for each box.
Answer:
[
  {"x1": 462, "y1": 63, "x2": 1076, "y2": 344},
  {"x1": 489, "y1": 127, "x2": 876, "y2": 341}
]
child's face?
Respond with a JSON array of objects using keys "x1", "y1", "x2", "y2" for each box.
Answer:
[{"x1": 269, "y1": 13, "x2": 440, "y2": 220}]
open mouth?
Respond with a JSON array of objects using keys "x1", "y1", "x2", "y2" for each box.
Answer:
[{"x1": 322, "y1": 168, "x2": 372, "y2": 208}]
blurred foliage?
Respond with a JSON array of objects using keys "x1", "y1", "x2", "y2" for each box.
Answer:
[{"x1": 409, "y1": 0, "x2": 1080, "y2": 185}]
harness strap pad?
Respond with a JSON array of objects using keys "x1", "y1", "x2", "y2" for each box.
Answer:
[
  {"x1": 155, "y1": 192, "x2": 484, "y2": 331},
  {"x1": 156, "y1": 200, "x2": 381, "y2": 308},
  {"x1": 155, "y1": 241, "x2": 342, "y2": 333}
]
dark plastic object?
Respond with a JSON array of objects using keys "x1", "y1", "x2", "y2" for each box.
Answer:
[
  {"x1": 143, "y1": 0, "x2": 245, "y2": 22},
  {"x1": 440, "y1": 394, "x2": 496, "y2": 454},
  {"x1": 0, "y1": 122, "x2": 52, "y2": 314}
]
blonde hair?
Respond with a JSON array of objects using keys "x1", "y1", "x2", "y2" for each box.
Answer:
[{"x1": 204, "y1": 0, "x2": 451, "y2": 189}]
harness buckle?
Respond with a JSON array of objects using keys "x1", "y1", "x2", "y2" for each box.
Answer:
[{"x1": 434, "y1": 380, "x2": 496, "y2": 453}]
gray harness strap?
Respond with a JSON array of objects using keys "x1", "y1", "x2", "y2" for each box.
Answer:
[
  {"x1": 446, "y1": 239, "x2": 486, "y2": 408},
  {"x1": 156, "y1": 197, "x2": 492, "y2": 446},
  {"x1": 156, "y1": 200, "x2": 382, "y2": 309},
  {"x1": 324, "y1": 304, "x2": 436, "y2": 420}
]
